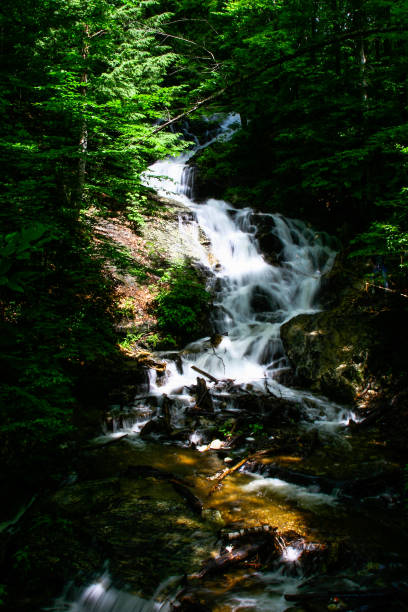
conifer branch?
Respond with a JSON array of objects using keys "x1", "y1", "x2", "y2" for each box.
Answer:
[{"x1": 138, "y1": 26, "x2": 406, "y2": 144}]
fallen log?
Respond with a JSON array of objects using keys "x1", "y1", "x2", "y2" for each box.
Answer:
[
  {"x1": 191, "y1": 365, "x2": 218, "y2": 383},
  {"x1": 189, "y1": 542, "x2": 265, "y2": 579},
  {"x1": 207, "y1": 449, "x2": 279, "y2": 494}
]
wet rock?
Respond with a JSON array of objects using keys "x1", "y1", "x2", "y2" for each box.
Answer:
[
  {"x1": 281, "y1": 253, "x2": 408, "y2": 406},
  {"x1": 140, "y1": 418, "x2": 169, "y2": 439},
  {"x1": 280, "y1": 311, "x2": 371, "y2": 404},
  {"x1": 134, "y1": 350, "x2": 166, "y2": 372},
  {"x1": 250, "y1": 285, "x2": 279, "y2": 312},
  {"x1": 250, "y1": 213, "x2": 284, "y2": 265},
  {"x1": 208, "y1": 439, "x2": 224, "y2": 450},
  {"x1": 233, "y1": 394, "x2": 305, "y2": 425},
  {"x1": 52, "y1": 478, "x2": 122, "y2": 517}
]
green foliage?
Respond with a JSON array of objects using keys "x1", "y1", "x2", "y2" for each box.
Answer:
[
  {"x1": 13, "y1": 546, "x2": 31, "y2": 571},
  {"x1": 119, "y1": 330, "x2": 146, "y2": 351},
  {"x1": 0, "y1": 0, "x2": 194, "y2": 487},
  {"x1": 119, "y1": 329, "x2": 177, "y2": 351},
  {"x1": 155, "y1": 263, "x2": 210, "y2": 343},
  {"x1": 248, "y1": 422, "x2": 264, "y2": 436},
  {"x1": 218, "y1": 418, "x2": 236, "y2": 439},
  {"x1": 0, "y1": 584, "x2": 7, "y2": 605},
  {"x1": 0, "y1": 224, "x2": 52, "y2": 292},
  {"x1": 350, "y1": 187, "x2": 408, "y2": 284},
  {"x1": 150, "y1": 333, "x2": 177, "y2": 348},
  {"x1": 189, "y1": 0, "x2": 408, "y2": 276},
  {"x1": 126, "y1": 194, "x2": 147, "y2": 232}
]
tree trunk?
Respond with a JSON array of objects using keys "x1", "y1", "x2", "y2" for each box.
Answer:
[{"x1": 74, "y1": 25, "x2": 90, "y2": 208}]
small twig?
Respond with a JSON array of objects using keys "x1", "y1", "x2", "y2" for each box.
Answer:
[
  {"x1": 212, "y1": 346, "x2": 226, "y2": 375},
  {"x1": 147, "y1": 28, "x2": 217, "y2": 62},
  {"x1": 365, "y1": 281, "x2": 408, "y2": 299},
  {"x1": 162, "y1": 18, "x2": 220, "y2": 36}
]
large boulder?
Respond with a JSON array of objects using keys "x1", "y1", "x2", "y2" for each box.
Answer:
[
  {"x1": 281, "y1": 310, "x2": 374, "y2": 403},
  {"x1": 280, "y1": 253, "x2": 408, "y2": 404}
]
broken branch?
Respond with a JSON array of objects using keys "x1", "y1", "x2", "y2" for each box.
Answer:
[{"x1": 191, "y1": 365, "x2": 218, "y2": 383}]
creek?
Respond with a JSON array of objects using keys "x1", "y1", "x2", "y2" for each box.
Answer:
[{"x1": 52, "y1": 116, "x2": 407, "y2": 611}]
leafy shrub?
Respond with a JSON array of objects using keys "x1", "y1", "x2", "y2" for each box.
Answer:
[{"x1": 154, "y1": 263, "x2": 211, "y2": 344}]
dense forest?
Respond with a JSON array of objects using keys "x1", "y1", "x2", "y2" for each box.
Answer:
[{"x1": 1, "y1": 0, "x2": 408, "y2": 610}]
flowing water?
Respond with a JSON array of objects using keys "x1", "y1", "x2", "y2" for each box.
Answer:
[{"x1": 54, "y1": 117, "x2": 406, "y2": 611}]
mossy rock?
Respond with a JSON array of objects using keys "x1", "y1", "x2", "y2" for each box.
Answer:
[{"x1": 281, "y1": 254, "x2": 408, "y2": 405}]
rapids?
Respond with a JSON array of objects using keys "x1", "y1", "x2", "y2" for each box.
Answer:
[{"x1": 53, "y1": 116, "x2": 405, "y2": 611}]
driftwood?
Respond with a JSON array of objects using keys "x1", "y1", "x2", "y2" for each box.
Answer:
[
  {"x1": 189, "y1": 542, "x2": 265, "y2": 579},
  {"x1": 194, "y1": 377, "x2": 214, "y2": 412},
  {"x1": 207, "y1": 448, "x2": 279, "y2": 494},
  {"x1": 191, "y1": 365, "x2": 218, "y2": 383},
  {"x1": 190, "y1": 523, "x2": 278, "y2": 579},
  {"x1": 208, "y1": 456, "x2": 251, "y2": 496},
  {"x1": 221, "y1": 524, "x2": 276, "y2": 542}
]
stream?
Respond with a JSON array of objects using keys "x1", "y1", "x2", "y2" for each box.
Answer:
[{"x1": 51, "y1": 116, "x2": 407, "y2": 611}]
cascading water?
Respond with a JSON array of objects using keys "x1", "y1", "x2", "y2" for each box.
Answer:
[
  {"x1": 58, "y1": 116, "x2": 369, "y2": 612},
  {"x1": 140, "y1": 116, "x2": 352, "y2": 428}
]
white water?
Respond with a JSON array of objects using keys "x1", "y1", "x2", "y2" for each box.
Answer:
[
  {"x1": 242, "y1": 473, "x2": 338, "y2": 511},
  {"x1": 61, "y1": 116, "x2": 354, "y2": 611},
  {"x1": 140, "y1": 114, "x2": 353, "y2": 428},
  {"x1": 49, "y1": 574, "x2": 179, "y2": 612}
]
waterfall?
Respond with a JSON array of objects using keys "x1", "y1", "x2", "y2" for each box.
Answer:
[
  {"x1": 142, "y1": 116, "x2": 342, "y2": 421},
  {"x1": 56, "y1": 115, "x2": 360, "y2": 612}
]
